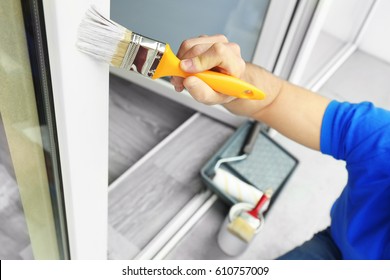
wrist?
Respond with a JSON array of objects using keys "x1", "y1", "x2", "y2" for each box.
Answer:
[
  {"x1": 222, "y1": 63, "x2": 284, "y2": 118},
  {"x1": 245, "y1": 63, "x2": 284, "y2": 117}
]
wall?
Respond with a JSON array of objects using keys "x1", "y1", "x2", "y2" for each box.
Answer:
[
  {"x1": 322, "y1": 0, "x2": 374, "y2": 42},
  {"x1": 358, "y1": 0, "x2": 390, "y2": 63},
  {"x1": 322, "y1": 0, "x2": 390, "y2": 64}
]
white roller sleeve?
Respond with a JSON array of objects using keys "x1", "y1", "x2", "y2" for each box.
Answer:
[{"x1": 213, "y1": 168, "x2": 268, "y2": 207}]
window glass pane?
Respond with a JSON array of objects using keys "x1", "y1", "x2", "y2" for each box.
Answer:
[
  {"x1": 0, "y1": 0, "x2": 68, "y2": 259},
  {"x1": 111, "y1": 0, "x2": 270, "y2": 61}
]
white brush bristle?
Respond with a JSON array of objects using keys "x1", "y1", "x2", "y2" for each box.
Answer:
[
  {"x1": 77, "y1": 6, "x2": 129, "y2": 65},
  {"x1": 227, "y1": 216, "x2": 257, "y2": 243}
]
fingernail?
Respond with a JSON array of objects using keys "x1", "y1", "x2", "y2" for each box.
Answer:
[
  {"x1": 174, "y1": 85, "x2": 184, "y2": 92},
  {"x1": 180, "y1": 59, "x2": 193, "y2": 71}
]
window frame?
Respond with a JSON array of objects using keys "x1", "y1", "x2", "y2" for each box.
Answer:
[{"x1": 42, "y1": 0, "x2": 110, "y2": 259}]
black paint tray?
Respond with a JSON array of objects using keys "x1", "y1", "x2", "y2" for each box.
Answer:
[{"x1": 200, "y1": 121, "x2": 298, "y2": 206}]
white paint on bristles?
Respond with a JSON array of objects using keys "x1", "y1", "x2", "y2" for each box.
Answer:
[{"x1": 77, "y1": 6, "x2": 128, "y2": 65}]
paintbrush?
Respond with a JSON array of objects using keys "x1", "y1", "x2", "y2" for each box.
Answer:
[
  {"x1": 77, "y1": 7, "x2": 266, "y2": 100},
  {"x1": 227, "y1": 189, "x2": 273, "y2": 242}
]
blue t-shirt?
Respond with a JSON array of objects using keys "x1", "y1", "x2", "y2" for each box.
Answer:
[{"x1": 321, "y1": 101, "x2": 390, "y2": 259}]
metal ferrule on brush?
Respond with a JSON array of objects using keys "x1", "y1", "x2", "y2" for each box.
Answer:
[{"x1": 120, "y1": 32, "x2": 166, "y2": 77}]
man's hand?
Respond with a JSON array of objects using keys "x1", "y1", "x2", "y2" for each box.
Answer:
[
  {"x1": 171, "y1": 34, "x2": 330, "y2": 151},
  {"x1": 170, "y1": 34, "x2": 241, "y2": 105}
]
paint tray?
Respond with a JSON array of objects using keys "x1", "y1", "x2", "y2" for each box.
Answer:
[{"x1": 201, "y1": 121, "x2": 298, "y2": 206}]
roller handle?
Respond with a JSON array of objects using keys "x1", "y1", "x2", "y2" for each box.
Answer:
[
  {"x1": 241, "y1": 122, "x2": 262, "y2": 155},
  {"x1": 248, "y1": 189, "x2": 273, "y2": 218},
  {"x1": 152, "y1": 44, "x2": 266, "y2": 100}
]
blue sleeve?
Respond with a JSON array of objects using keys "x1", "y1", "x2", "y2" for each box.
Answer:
[
  {"x1": 320, "y1": 100, "x2": 390, "y2": 163},
  {"x1": 320, "y1": 100, "x2": 390, "y2": 259}
]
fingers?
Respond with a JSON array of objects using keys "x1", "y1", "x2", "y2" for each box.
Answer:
[
  {"x1": 183, "y1": 76, "x2": 236, "y2": 105},
  {"x1": 171, "y1": 35, "x2": 228, "y2": 92},
  {"x1": 180, "y1": 42, "x2": 244, "y2": 77},
  {"x1": 177, "y1": 34, "x2": 228, "y2": 59},
  {"x1": 170, "y1": 34, "x2": 245, "y2": 106}
]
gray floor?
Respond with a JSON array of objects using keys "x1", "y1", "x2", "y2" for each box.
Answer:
[
  {"x1": 109, "y1": 75, "x2": 216, "y2": 259},
  {"x1": 108, "y1": 114, "x2": 234, "y2": 259},
  {"x1": 109, "y1": 75, "x2": 195, "y2": 183}
]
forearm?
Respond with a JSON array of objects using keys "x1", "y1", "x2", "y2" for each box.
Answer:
[
  {"x1": 256, "y1": 80, "x2": 330, "y2": 150},
  {"x1": 225, "y1": 63, "x2": 330, "y2": 151}
]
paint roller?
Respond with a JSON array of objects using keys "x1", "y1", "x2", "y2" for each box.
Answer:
[{"x1": 212, "y1": 122, "x2": 268, "y2": 207}]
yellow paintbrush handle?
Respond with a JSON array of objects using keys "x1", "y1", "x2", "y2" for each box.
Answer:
[
  {"x1": 194, "y1": 71, "x2": 264, "y2": 100},
  {"x1": 153, "y1": 44, "x2": 266, "y2": 100}
]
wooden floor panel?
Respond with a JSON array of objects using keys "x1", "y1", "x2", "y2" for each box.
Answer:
[
  {"x1": 109, "y1": 75, "x2": 195, "y2": 183},
  {"x1": 108, "y1": 114, "x2": 234, "y2": 259}
]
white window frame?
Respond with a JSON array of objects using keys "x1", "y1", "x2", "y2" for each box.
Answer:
[
  {"x1": 289, "y1": 0, "x2": 380, "y2": 90},
  {"x1": 42, "y1": 0, "x2": 110, "y2": 259}
]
